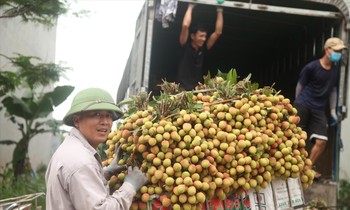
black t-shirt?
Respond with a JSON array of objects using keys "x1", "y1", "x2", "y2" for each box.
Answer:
[
  {"x1": 294, "y1": 59, "x2": 339, "y2": 110},
  {"x1": 177, "y1": 42, "x2": 207, "y2": 90}
]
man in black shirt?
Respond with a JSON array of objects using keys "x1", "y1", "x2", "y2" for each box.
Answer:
[
  {"x1": 294, "y1": 37, "x2": 347, "y2": 177},
  {"x1": 177, "y1": 3, "x2": 223, "y2": 90}
]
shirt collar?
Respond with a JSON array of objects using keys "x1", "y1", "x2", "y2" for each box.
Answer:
[
  {"x1": 70, "y1": 127, "x2": 103, "y2": 166},
  {"x1": 70, "y1": 127, "x2": 99, "y2": 155}
]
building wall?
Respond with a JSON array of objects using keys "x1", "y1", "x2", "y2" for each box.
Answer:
[
  {"x1": 340, "y1": 0, "x2": 350, "y2": 181},
  {"x1": 339, "y1": 88, "x2": 350, "y2": 180},
  {"x1": 0, "y1": 13, "x2": 57, "y2": 171}
]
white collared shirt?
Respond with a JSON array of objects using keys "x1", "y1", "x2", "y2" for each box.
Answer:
[{"x1": 45, "y1": 127, "x2": 135, "y2": 210}]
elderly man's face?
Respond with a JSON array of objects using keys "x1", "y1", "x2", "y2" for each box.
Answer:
[{"x1": 73, "y1": 110, "x2": 113, "y2": 148}]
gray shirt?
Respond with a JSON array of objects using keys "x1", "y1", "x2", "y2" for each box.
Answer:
[{"x1": 45, "y1": 128, "x2": 135, "y2": 210}]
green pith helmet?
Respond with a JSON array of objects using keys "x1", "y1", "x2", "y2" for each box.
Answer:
[{"x1": 63, "y1": 88, "x2": 123, "y2": 126}]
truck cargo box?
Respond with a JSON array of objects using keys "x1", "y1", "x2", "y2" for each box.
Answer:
[{"x1": 117, "y1": 0, "x2": 349, "y2": 181}]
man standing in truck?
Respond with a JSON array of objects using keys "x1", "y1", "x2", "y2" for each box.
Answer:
[
  {"x1": 177, "y1": 3, "x2": 223, "y2": 91},
  {"x1": 294, "y1": 37, "x2": 347, "y2": 178}
]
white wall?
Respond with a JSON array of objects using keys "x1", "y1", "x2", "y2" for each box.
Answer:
[
  {"x1": 0, "y1": 12, "x2": 57, "y2": 171},
  {"x1": 339, "y1": 89, "x2": 350, "y2": 180}
]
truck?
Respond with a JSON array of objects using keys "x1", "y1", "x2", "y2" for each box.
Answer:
[{"x1": 117, "y1": 0, "x2": 349, "y2": 205}]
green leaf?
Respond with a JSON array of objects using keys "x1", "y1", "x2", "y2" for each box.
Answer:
[
  {"x1": 126, "y1": 107, "x2": 136, "y2": 116},
  {"x1": 226, "y1": 69, "x2": 237, "y2": 85},
  {"x1": 252, "y1": 83, "x2": 259, "y2": 91},
  {"x1": 44, "y1": 85, "x2": 74, "y2": 106},
  {"x1": 244, "y1": 73, "x2": 252, "y2": 82},
  {"x1": 118, "y1": 98, "x2": 134, "y2": 106},
  {"x1": 35, "y1": 85, "x2": 74, "y2": 117},
  {"x1": 193, "y1": 103, "x2": 203, "y2": 111},
  {"x1": 2, "y1": 95, "x2": 33, "y2": 119},
  {"x1": 262, "y1": 88, "x2": 272, "y2": 96},
  {"x1": 0, "y1": 71, "x2": 20, "y2": 96},
  {"x1": 203, "y1": 71, "x2": 211, "y2": 85},
  {"x1": 0, "y1": 0, "x2": 70, "y2": 26},
  {"x1": 132, "y1": 127, "x2": 141, "y2": 136},
  {"x1": 148, "y1": 100, "x2": 157, "y2": 107},
  {"x1": 217, "y1": 69, "x2": 225, "y2": 78}
]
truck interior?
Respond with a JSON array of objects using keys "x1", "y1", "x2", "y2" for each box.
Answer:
[
  {"x1": 149, "y1": 0, "x2": 347, "y2": 100},
  {"x1": 146, "y1": 0, "x2": 349, "y2": 179}
]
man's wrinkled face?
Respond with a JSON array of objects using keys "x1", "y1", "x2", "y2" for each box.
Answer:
[
  {"x1": 191, "y1": 30, "x2": 207, "y2": 48},
  {"x1": 73, "y1": 110, "x2": 113, "y2": 148}
]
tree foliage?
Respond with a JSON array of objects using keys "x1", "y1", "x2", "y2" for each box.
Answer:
[
  {"x1": 0, "y1": 0, "x2": 70, "y2": 26},
  {"x1": 0, "y1": 54, "x2": 71, "y2": 95},
  {"x1": 0, "y1": 54, "x2": 74, "y2": 178}
]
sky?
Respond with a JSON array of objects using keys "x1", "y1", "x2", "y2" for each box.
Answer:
[{"x1": 53, "y1": 0, "x2": 145, "y2": 120}]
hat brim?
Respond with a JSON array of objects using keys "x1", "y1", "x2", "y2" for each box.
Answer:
[
  {"x1": 331, "y1": 45, "x2": 347, "y2": 51},
  {"x1": 63, "y1": 101, "x2": 123, "y2": 126}
]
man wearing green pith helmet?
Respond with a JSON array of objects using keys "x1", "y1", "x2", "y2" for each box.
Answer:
[{"x1": 45, "y1": 88, "x2": 147, "y2": 210}]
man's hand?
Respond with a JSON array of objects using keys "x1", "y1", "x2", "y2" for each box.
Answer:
[
  {"x1": 188, "y1": 3, "x2": 196, "y2": 9},
  {"x1": 330, "y1": 109, "x2": 340, "y2": 126},
  {"x1": 124, "y1": 166, "x2": 148, "y2": 192},
  {"x1": 103, "y1": 143, "x2": 127, "y2": 179},
  {"x1": 217, "y1": 7, "x2": 223, "y2": 12}
]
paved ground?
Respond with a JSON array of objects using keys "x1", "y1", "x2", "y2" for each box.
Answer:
[{"x1": 303, "y1": 179, "x2": 337, "y2": 208}]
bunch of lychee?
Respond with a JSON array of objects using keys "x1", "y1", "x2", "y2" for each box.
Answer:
[{"x1": 103, "y1": 81, "x2": 314, "y2": 210}]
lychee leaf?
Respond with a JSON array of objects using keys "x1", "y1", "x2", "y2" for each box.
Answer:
[
  {"x1": 193, "y1": 103, "x2": 203, "y2": 111},
  {"x1": 217, "y1": 69, "x2": 225, "y2": 78},
  {"x1": 252, "y1": 83, "x2": 259, "y2": 91},
  {"x1": 125, "y1": 107, "x2": 136, "y2": 116},
  {"x1": 226, "y1": 69, "x2": 237, "y2": 85},
  {"x1": 132, "y1": 128, "x2": 141, "y2": 136},
  {"x1": 204, "y1": 71, "x2": 211, "y2": 85},
  {"x1": 262, "y1": 88, "x2": 272, "y2": 96},
  {"x1": 118, "y1": 97, "x2": 134, "y2": 106}
]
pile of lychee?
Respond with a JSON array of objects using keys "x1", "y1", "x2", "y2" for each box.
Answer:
[{"x1": 103, "y1": 74, "x2": 314, "y2": 210}]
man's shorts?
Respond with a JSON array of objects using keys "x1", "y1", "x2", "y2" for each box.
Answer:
[{"x1": 293, "y1": 103, "x2": 328, "y2": 142}]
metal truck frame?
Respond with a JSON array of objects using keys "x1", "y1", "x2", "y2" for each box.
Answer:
[{"x1": 117, "y1": 0, "x2": 350, "y2": 183}]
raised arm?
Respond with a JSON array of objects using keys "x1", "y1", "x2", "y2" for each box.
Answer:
[
  {"x1": 179, "y1": 4, "x2": 194, "y2": 46},
  {"x1": 207, "y1": 7, "x2": 223, "y2": 50}
]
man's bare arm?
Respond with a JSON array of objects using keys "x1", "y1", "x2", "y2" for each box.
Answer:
[
  {"x1": 179, "y1": 4, "x2": 195, "y2": 46},
  {"x1": 207, "y1": 7, "x2": 223, "y2": 50}
]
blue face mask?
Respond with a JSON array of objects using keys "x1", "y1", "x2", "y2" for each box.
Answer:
[{"x1": 329, "y1": 52, "x2": 342, "y2": 62}]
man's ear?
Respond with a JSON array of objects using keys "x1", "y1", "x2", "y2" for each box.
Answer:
[
  {"x1": 72, "y1": 115, "x2": 80, "y2": 127},
  {"x1": 190, "y1": 33, "x2": 195, "y2": 40}
]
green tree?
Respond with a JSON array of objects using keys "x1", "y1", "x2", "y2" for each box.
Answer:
[
  {"x1": 0, "y1": 0, "x2": 85, "y2": 179},
  {"x1": 0, "y1": 54, "x2": 74, "y2": 178},
  {"x1": 0, "y1": 0, "x2": 69, "y2": 26}
]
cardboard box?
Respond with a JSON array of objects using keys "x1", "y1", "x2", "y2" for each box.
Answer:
[
  {"x1": 271, "y1": 178, "x2": 291, "y2": 209},
  {"x1": 249, "y1": 185, "x2": 275, "y2": 210},
  {"x1": 241, "y1": 192, "x2": 252, "y2": 210},
  {"x1": 223, "y1": 194, "x2": 244, "y2": 210},
  {"x1": 207, "y1": 198, "x2": 225, "y2": 210},
  {"x1": 287, "y1": 178, "x2": 304, "y2": 208}
]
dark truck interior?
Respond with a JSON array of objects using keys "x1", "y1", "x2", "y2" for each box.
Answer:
[
  {"x1": 148, "y1": 0, "x2": 346, "y2": 179},
  {"x1": 149, "y1": 0, "x2": 343, "y2": 101}
]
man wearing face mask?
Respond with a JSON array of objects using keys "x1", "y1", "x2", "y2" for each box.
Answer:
[{"x1": 294, "y1": 37, "x2": 347, "y2": 179}]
